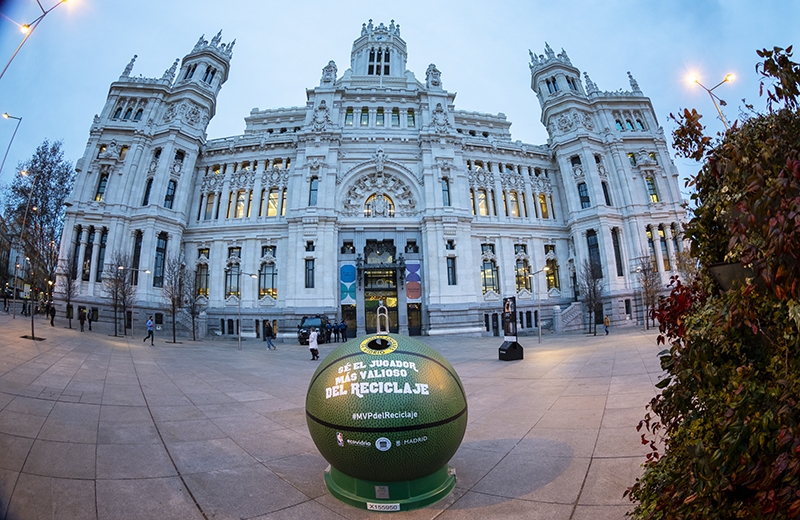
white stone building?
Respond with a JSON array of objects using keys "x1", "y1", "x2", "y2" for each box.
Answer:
[{"x1": 59, "y1": 21, "x2": 685, "y2": 339}]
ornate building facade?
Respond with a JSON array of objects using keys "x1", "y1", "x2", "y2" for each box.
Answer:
[{"x1": 59, "y1": 21, "x2": 685, "y2": 339}]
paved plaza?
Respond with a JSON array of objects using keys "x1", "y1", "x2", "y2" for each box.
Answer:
[{"x1": 0, "y1": 312, "x2": 664, "y2": 519}]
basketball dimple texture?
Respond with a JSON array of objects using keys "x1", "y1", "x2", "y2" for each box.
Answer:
[{"x1": 306, "y1": 334, "x2": 468, "y2": 482}]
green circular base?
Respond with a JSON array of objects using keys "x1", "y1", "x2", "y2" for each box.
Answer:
[{"x1": 324, "y1": 464, "x2": 457, "y2": 512}]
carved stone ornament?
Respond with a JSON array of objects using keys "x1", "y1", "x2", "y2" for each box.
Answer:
[
  {"x1": 426, "y1": 64, "x2": 442, "y2": 89},
  {"x1": 342, "y1": 170, "x2": 417, "y2": 217},
  {"x1": 311, "y1": 101, "x2": 332, "y2": 132},
  {"x1": 431, "y1": 103, "x2": 451, "y2": 134},
  {"x1": 501, "y1": 171, "x2": 525, "y2": 190},
  {"x1": 261, "y1": 168, "x2": 289, "y2": 188},
  {"x1": 572, "y1": 166, "x2": 584, "y2": 179},
  {"x1": 556, "y1": 113, "x2": 574, "y2": 132},
  {"x1": 201, "y1": 172, "x2": 225, "y2": 192},
  {"x1": 468, "y1": 170, "x2": 495, "y2": 189},
  {"x1": 163, "y1": 100, "x2": 209, "y2": 129},
  {"x1": 230, "y1": 169, "x2": 255, "y2": 190},
  {"x1": 372, "y1": 147, "x2": 387, "y2": 173},
  {"x1": 320, "y1": 61, "x2": 337, "y2": 86}
]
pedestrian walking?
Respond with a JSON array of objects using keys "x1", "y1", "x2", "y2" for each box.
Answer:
[
  {"x1": 339, "y1": 319, "x2": 347, "y2": 341},
  {"x1": 604, "y1": 315, "x2": 610, "y2": 335},
  {"x1": 49, "y1": 305, "x2": 56, "y2": 327},
  {"x1": 79, "y1": 309, "x2": 86, "y2": 332},
  {"x1": 265, "y1": 321, "x2": 276, "y2": 350},
  {"x1": 308, "y1": 327, "x2": 319, "y2": 360},
  {"x1": 143, "y1": 316, "x2": 154, "y2": 345},
  {"x1": 3, "y1": 293, "x2": 8, "y2": 313},
  {"x1": 88, "y1": 311, "x2": 93, "y2": 331}
]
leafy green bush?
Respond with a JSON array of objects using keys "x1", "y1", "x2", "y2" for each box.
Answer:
[{"x1": 626, "y1": 46, "x2": 800, "y2": 519}]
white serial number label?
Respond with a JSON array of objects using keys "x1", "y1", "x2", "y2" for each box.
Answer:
[{"x1": 367, "y1": 502, "x2": 401, "y2": 511}]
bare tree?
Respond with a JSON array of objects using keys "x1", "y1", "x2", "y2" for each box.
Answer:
[
  {"x1": 183, "y1": 264, "x2": 206, "y2": 341},
  {"x1": 102, "y1": 252, "x2": 135, "y2": 336},
  {"x1": 635, "y1": 254, "x2": 663, "y2": 330},
  {"x1": 675, "y1": 250, "x2": 699, "y2": 283},
  {"x1": 160, "y1": 254, "x2": 185, "y2": 343},
  {"x1": 577, "y1": 258, "x2": 604, "y2": 335},
  {"x1": 59, "y1": 245, "x2": 80, "y2": 329}
]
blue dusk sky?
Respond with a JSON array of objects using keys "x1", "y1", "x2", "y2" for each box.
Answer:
[{"x1": 0, "y1": 0, "x2": 797, "y2": 202}]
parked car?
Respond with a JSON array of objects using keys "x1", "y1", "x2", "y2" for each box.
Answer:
[{"x1": 297, "y1": 315, "x2": 329, "y2": 345}]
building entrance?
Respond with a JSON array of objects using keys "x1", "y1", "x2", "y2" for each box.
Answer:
[{"x1": 364, "y1": 270, "x2": 398, "y2": 333}]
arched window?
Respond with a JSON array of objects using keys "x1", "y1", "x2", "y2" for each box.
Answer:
[
  {"x1": 615, "y1": 120, "x2": 624, "y2": 131},
  {"x1": 184, "y1": 64, "x2": 196, "y2": 80},
  {"x1": 202, "y1": 66, "x2": 214, "y2": 83},
  {"x1": 407, "y1": 109, "x2": 415, "y2": 127},
  {"x1": 95, "y1": 172, "x2": 109, "y2": 201},
  {"x1": 376, "y1": 107, "x2": 385, "y2": 126},
  {"x1": 360, "y1": 107, "x2": 369, "y2": 126},
  {"x1": 626, "y1": 120, "x2": 634, "y2": 130},
  {"x1": 636, "y1": 119, "x2": 645, "y2": 130},
  {"x1": 364, "y1": 193, "x2": 395, "y2": 217},
  {"x1": 113, "y1": 107, "x2": 122, "y2": 119},
  {"x1": 391, "y1": 108, "x2": 400, "y2": 127},
  {"x1": 578, "y1": 182, "x2": 591, "y2": 209},
  {"x1": 344, "y1": 108, "x2": 354, "y2": 126},
  {"x1": 123, "y1": 108, "x2": 133, "y2": 120},
  {"x1": 164, "y1": 180, "x2": 177, "y2": 209},
  {"x1": 133, "y1": 109, "x2": 143, "y2": 121},
  {"x1": 142, "y1": 178, "x2": 153, "y2": 206},
  {"x1": 308, "y1": 177, "x2": 319, "y2": 206}
]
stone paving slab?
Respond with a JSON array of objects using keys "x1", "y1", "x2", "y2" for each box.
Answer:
[{"x1": 0, "y1": 312, "x2": 665, "y2": 519}]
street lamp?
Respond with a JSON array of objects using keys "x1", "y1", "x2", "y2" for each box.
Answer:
[
  {"x1": 225, "y1": 266, "x2": 258, "y2": 350},
  {"x1": 117, "y1": 265, "x2": 150, "y2": 338},
  {"x1": 0, "y1": 0, "x2": 69, "y2": 82},
  {"x1": 691, "y1": 73, "x2": 734, "y2": 130},
  {"x1": 10, "y1": 169, "x2": 38, "y2": 319},
  {"x1": 1, "y1": 113, "x2": 22, "y2": 179},
  {"x1": 529, "y1": 266, "x2": 550, "y2": 344}
]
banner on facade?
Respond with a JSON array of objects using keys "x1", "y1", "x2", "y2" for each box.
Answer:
[{"x1": 405, "y1": 263, "x2": 421, "y2": 302}]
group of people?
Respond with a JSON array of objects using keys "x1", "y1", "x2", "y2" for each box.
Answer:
[{"x1": 308, "y1": 319, "x2": 348, "y2": 360}]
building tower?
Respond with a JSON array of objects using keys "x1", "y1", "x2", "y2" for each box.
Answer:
[{"x1": 58, "y1": 32, "x2": 233, "y2": 325}]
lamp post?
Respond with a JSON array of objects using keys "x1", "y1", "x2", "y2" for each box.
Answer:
[
  {"x1": 226, "y1": 266, "x2": 258, "y2": 350},
  {"x1": 529, "y1": 266, "x2": 550, "y2": 344},
  {"x1": 0, "y1": 0, "x2": 68, "y2": 82},
  {"x1": 692, "y1": 73, "x2": 734, "y2": 130},
  {"x1": 11, "y1": 169, "x2": 38, "y2": 319},
  {"x1": 1, "y1": 113, "x2": 22, "y2": 179},
  {"x1": 117, "y1": 265, "x2": 150, "y2": 338}
]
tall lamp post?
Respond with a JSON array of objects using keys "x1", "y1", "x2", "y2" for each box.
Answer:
[
  {"x1": 0, "y1": 0, "x2": 68, "y2": 82},
  {"x1": 529, "y1": 266, "x2": 550, "y2": 344},
  {"x1": 692, "y1": 74, "x2": 734, "y2": 130},
  {"x1": 118, "y1": 265, "x2": 150, "y2": 338},
  {"x1": 11, "y1": 169, "x2": 38, "y2": 319},
  {"x1": 1, "y1": 113, "x2": 22, "y2": 178},
  {"x1": 225, "y1": 266, "x2": 258, "y2": 350}
]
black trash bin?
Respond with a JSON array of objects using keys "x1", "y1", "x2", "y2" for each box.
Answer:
[{"x1": 498, "y1": 341, "x2": 523, "y2": 361}]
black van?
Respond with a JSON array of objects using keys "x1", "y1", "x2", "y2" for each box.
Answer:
[{"x1": 297, "y1": 315, "x2": 329, "y2": 345}]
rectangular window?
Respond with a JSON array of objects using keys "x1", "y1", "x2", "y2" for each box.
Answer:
[
  {"x1": 441, "y1": 178, "x2": 451, "y2": 206},
  {"x1": 267, "y1": 189, "x2": 279, "y2": 216},
  {"x1": 95, "y1": 231, "x2": 107, "y2": 282},
  {"x1": 477, "y1": 189, "x2": 489, "y2": 216},
  {"x1": 142, "y1": 179, "x2": 153, "y2": 206},
  {"x1": 391, "y1": 108, "x2": 400, "y2": 127},
  {"x1": 659, "y1": 227, "x2": 671, "y2": 271},
  {"x1": 602, "y1": 182, "x2": 612, "y2": 206},
  {"x1": 95, "y1": 173, "x2": 109, "y2": 201},
  {"x1": 132, "y1": 231, "x2": 143, "y2": 285},
  {"x1": 308, "y1": 178, "x2": 318, "y2": 206},
  {"x1": 259, "y1": 263, "x2": 277, "y2": 299},
  {"x1": 509, "y1": 191, "x2": 520, "y2": 217},
  {"x1": 345, "y1": 108, "x2": 354, "y2": 126},
  {"x1": 196, "y1": 264, "x2": 209, "y2": 297},
  {"x1": 446, "y1": 257, "x2": 457, "y2": 285},
  {"x1": 153, "y1": 232, "x2": 168, "y2": 287},
  {"x1": 376, "y1": 107, "x2": 384, "y2": 126},
  {"x1": 628, "y1": 152, "x2": 637, "y2": 166},
  {"x1": 225, "y1": 247, "x2": 241, "y2": 298},
  {"x1": 407, "y1": 109, "x2": 415, "y2": 127},
  {"x1": 515, "y1": 259, "x2": 530, "y2": 292},
  {"x1": 612, "y1": 228, "x2": 624, "y2": 276},
  {"x1": 281, "y1": 189, "x2": 286, "y2": 216},
  {"x1": 204, "y1": 193, "x2": 215, "y2": 220},
  {"x1": 305, "y1": 259, "x2": 315, "y2": 288},
  {"x1": 646, "y1": 228, "x2": 657, "y2": 272},
  {"x1": 645, "y1": 177, "x2": 659, "y2": 203},
  {"x1": 481, "y1": 260, "x2": 499, "y2": 294},
  {"x1": 539, "y1": 193, "x2": 549, "y2": 219},
  {"x1": 164, "y1": 180, "x2": 176, "y2": 209},
  {"x1": 514, "y1": 244, "x2": 527, "y2": 254},
  {"x1": 578, "y1": 182, "x2": 590, "y2": 209},
  {"x1": 360, "y1": 107, "x2": 369, "y2": 126},
  {"x1": 233, "y1": 190, "x2": 246, "y2": 218},
  {"x1": 481, "y1": 243, "x2": 495, "y2": 254}
]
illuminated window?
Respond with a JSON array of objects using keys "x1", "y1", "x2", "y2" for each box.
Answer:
[
  {"x1": 267, "y1": 189, "x2": 279, "y2": 216},
  {"x1": 204, "y1": 193, "x2": 215, "y2": 220},
  {"x1": 509, "y1": 191, "x2": 520, "y2": 217},
  {"x1": 360, "y1": 107, "x2": 369, "y2": 126},
  {"x1": 407, "y1": 109, "x2": 415, "y2": 127},
  {"x1": 477, "y1": 189, "x2": 489, "y2": 216},
  {"x1": 539, "y1": 193, "x2": 549, "y2": 219},
  {"x1": 259, "y1": 263, "x2": 278, "y2": 299},
  {"x1": 234, "y1": 190, "x2": 246, "y2": 218},
  {"x1": 645, "y1": 177, "x2": 659, "y2": 203},
  {"x1": 345, "y1": 108, "x2": 354, "y2": 126},
  {"x1": 515, "y1": 258, "x2": 531, "y2": 292},
  {"x1": 376, "y1": 107, "x2": 384, "y2": 126},
  {"x1": 391, "y1": 108, "x2": 400, "y2": 127},
  {"x1": 95, "y1": 172, "x2": 109, "y2": 201},
  {"x1": 481, "y1": 260, "x2": 499, "y2": 294}
]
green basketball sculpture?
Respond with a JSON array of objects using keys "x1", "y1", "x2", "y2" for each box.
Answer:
[{"x1": 305, "y1": 333, "x2": 468, "y2": 512}]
